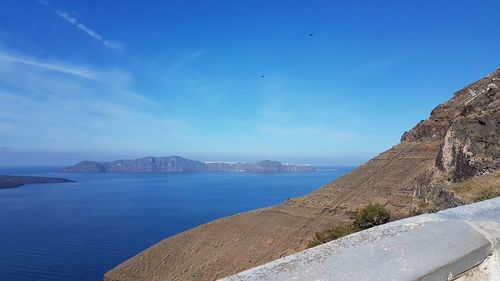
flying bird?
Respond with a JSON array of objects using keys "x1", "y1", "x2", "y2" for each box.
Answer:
[
  {"x1": 309, "y1": 33, "x2": 314, "y2": 36},
  {"x1": 261, "y1": 75, "x2": 265, "y2": 78}
]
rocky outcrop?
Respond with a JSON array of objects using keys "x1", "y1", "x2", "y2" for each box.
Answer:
[
  {"x1": 408, "y1": 74, "x2": 499, "y2": 173},
  {"x1": 432, "y1": 79, "x2": 499, "y2": 182},
  {"x1": 0, "y1": 175, "x2": 74, "y2": 188},
  {"x1": 64, "y1": 157, "x2": 314, "y2": 173},
  {"x1": 401, "y1": 69, "x2": 500, "y2": 212},
  {"x1": 104, "y1": 69, "x2": 500, "y2": 281}
]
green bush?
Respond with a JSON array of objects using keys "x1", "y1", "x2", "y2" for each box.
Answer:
[
  {"x1": 353, "y1": 203, "x2": 390, "y2": 229},
  {"x1": 307, "y1": 224, "x2": 360, "y2": 248},
  {"x1": 307, "y1": 204, "x2": 391, "y2": 248}
]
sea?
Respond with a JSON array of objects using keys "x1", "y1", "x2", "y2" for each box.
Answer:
[{"x1": 0, "y1": 166, "x2": 353, "y2": 281}]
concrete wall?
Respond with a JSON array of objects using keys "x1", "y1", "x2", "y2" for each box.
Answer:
[{"x1": 220, "y1": 197, "x2": 500, "y2": 281}]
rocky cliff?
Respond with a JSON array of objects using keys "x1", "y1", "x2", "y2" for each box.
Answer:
[
  {"x1": 63, "y1": 157, "x2": 314, "y2": 173},
  {"x1": 104, "y1": 69, "x2": 499, "y2": 281}
]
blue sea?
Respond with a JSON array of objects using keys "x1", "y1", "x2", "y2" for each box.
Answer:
[{"x1": 0, "y1": 167, "x2": 352, "y2": 281}]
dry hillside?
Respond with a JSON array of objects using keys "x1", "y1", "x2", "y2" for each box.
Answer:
[{"x1": 104, "y1": 69, "x2": 499, "y2": 281}]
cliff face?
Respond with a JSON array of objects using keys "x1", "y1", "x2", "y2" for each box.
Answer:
[
  {"x1": 403, "y1": 70, "x2": 499, "y2": 183},
  {"x1": 64, "y1": 157, "x2": 314, "y2": 173},
  {"x1": 406, "y1": 69, "x2": 500, "y2": 210},
  {"x1": 104, "y1": 69, "x2": 499, "y2": 281}
]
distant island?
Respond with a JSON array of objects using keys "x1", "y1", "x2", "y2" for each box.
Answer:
[
  {"x1": 62, "y1": 156, "x2": 315, "y2": 173},
  {"x1": 0, "y1": 175, "x2": 74, "y2": 189}
]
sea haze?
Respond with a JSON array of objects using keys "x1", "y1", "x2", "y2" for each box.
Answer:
[{"x1": 0, "y1": 166, "x2": 352, "y2": 281}]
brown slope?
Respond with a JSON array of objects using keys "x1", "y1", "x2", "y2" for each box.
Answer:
[{"x1": 104, "y1": 69, "x2": 499, "y2": 281}]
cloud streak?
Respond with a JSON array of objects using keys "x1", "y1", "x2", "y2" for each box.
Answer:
[
  {"x1": 55, "y1": 9, "x2": 124, "y2": 52},
  {"x1": 56, "y1": 10, "x2": 101, "y2": 39},
  {"x1": 0, "y1": 51, "x2": 97, "y2": 79},
  {"x1": 0, "y1": 50, "x2": 191, "y2": 153},
  {"x1": 36, "y1": 0, "x2": 124, "y2": 52},
  {"x1": 35, "y1": 0, "x2": 49, "y2": 6}
]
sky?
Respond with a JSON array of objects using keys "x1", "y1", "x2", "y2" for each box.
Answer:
[{"x1": 0, "y1": 0, "x2": 499, "y2": 166}]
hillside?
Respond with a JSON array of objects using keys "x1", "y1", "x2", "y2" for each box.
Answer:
[{"x1": 104, "y1": 69, "x2": 499, "y2": 281}]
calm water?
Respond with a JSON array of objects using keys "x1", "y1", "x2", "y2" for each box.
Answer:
[{"x1": 0, "y1": 167, "x2": 352, "y2": 281}]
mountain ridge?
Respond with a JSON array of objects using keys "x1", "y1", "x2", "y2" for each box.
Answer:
[{"x1": 63, "y1": 156, "x2": 315, "y2": 173}]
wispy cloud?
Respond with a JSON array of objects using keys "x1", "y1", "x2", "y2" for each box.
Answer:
[
  {"x1": 0, "y1": 50, "x2": 192, "y2": 153},
  {"x1": 36, "y1": 0, "x2": 124, "y2": 52},
  {"x1": 56, "y1": 10, "x2": 100, "y2": 39},
  {"x1": 35, "y1": 0, "x2": 49, "y2": 6},
  {"x1": 0, "y1": 51, "x2": 97, "y2": 79},
  {"x1": 257, "y1": 125, "x2": 356, "y2": 141},
  {"x1": 184, "y1": 50, "x2": 204, "y2": 61},
  {"x1": 352, "y1": 57, "x2": 398, "y2": 74}
]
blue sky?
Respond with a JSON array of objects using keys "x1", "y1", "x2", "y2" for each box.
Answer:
[{"x1": 0, "y1": 0, "x2": 499, "y2": 166}]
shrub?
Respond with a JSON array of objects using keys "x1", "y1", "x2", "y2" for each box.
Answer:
[
  {"x1": 307, "y1": 204, "x2": 391, "y2": 248},
  {"x1": 353, "y1": 203, "x2": 390, "y2": 229},
  {"x1": 307, "y1": 224, "x2": 360, "y2": 248}
]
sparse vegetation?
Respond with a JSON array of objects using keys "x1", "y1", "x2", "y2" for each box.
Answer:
[
  {"x1": 417, "y1": 200, "x2": 430, "y2": 209},
  {"x1": 353, "y1": 203, "x2": 391, "y2": 229},
  {"x1": 307, "y1": 224, "x2": 360, "y2": 248},
  {"x1": 410, "y1": 199, "x2": 434, "y2": 216},
  {"x1": 409, "y1": 209, "x2": 424, "y2": 216},
  {"x1": 307, "y1": 204, "x2": 390, "y2": 248},
  {"x1": 454, "y1": 171, "x2": 500, "y2": 203}
]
